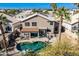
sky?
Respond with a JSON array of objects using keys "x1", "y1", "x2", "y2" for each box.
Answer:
[{"x1": 0, "y1": 3, "x2": 77, "y2": 9}]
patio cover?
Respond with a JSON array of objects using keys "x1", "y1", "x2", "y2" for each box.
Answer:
[{"x1": 21, "y1": 28, "x2": 39, "y2": 32}]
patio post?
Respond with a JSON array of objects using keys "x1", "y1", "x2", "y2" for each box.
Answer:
[
  {"x1": 29, "y1": 32, "x2": 30, "y2": 39},
  {"x1": 38, "y1": 32, "x2": 39, "y2": 38}
]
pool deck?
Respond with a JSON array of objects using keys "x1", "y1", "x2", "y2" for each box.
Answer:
[
  {"x1": 0, "y1": 36, "x2": 57, "y2": 56},
  {"x1": 7, "y1": 37, "x2": 57, "y2": 56},
  {"x1": 16, "y1": 37, "x2": 57, "y2": 43}
]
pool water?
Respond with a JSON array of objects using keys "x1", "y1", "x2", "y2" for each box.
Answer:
[{"x1": 16, "y1": 41, "x2": 47, "y2": 52}]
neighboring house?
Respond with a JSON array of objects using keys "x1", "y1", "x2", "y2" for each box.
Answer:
[
  {"x1": 71, "y1": 13, "x2": 79, "y2": 33},
  {"x1": 0, "y1": 13, "x2": 13, "y2": 33},
  {"x1": 62, "y1": 12, "x2": 79, "y2": 39},
  {"x1": 0, "y1": 13, "x2": 19, "y2": 34},
  {"x1": 14, "y1": 10, "x2": 33, "y2": 19},
  {"x1": 63, "y1": 13, "x2": 79, "y2": 31},
  {"x1": 13, "y1": 13, "x2": 61, "y2": 38},
  {"x1": 72, "y1": 22, "x2": 79, "y2": 32}
]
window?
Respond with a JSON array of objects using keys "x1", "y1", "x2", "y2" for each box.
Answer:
[
  {"x1": 72, "y1": 26, "x2": 77, "y2": 30},
  {"x1": 50, "y1": 22, "x2": 53, "y2": 25},
  {"x1": 21, "y1": 16, "x2": 24, "y2": 18},
  {"x1": 18, "y1": 16, "x2": 20, "y2": 18},
  {"x1": 25, "y1": 22, "x2": 30, "y2": 26},
  {"x1": 32, "y1": 22, "x2": 37, "y2": 26},
  {"x1": 31, "y1": 32, "x2": 38, "y2": 38}
]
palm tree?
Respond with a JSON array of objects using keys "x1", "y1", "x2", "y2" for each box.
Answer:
[
  {"x1": 51, "y1": 3, "x2": 57, "y2": 36},
  {"x1": 51, "y1": 3, "x2": 70, "y2": 42},
  {"x1": 0, "y1": 14, "x2": 8, "y2": 55},
  {"x1": 74, "y1": 3, "x2": 79, "y2": 43}
]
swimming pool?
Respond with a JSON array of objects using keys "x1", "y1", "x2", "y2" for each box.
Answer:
[{"x1": 16, "y1": 41, "x2": 47, "y2": 52}]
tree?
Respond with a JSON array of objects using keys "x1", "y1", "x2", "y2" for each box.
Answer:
[
  {"x1": 43, "y1": 10, "x2": 49, "y2": 14},
  {"x1": 9, "y1": 9, "x2": 17, "y2": 15},
  {"x1": 3, "y1": 9, "x2": 17, "y2": 15},
  {"x1": 32, "y1": 9, "x2": 42, "y2": 13},
  {"x1": 0, "y1": 14, "x2": 8, "y2": 55},
  {"x1": 50, "y1": 3, "x2": 57, "y2": 36},
  {"x1": 32, "y1": 9, "x2": 49, "y2": 14},
  {"x1": 51, "y1": 3, "x2": 70, "y2": 42},
  {"x1": 74, "y1": 3, "x2": 79, "y2": 44}
]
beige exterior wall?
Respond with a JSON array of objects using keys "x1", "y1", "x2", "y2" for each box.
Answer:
[
  {"x1": 13, "y1": 22, "x2": 21, "y2": 28},
  {"x1": 21, "y1": 16, "x2": 50, "y2": 29}
]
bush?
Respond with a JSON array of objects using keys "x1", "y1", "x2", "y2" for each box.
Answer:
[{"x1": 38, "y1": 39, "x2": 79, "y2": 56}]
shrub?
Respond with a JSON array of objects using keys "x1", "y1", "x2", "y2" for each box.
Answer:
[{"x1": 38, "y1": 39, "x2": 79, "y2": 56}]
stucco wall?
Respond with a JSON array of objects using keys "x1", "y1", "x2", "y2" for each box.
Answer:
[
  {"x1": 21, "y1": 15, "x2": 50, "y2": 29},
  {"x1": 62, "y1": 22, "x2": 72, "y2": 31},
  {"x1": 72, "y1": 23, "x2": 78, "y2": 32}
]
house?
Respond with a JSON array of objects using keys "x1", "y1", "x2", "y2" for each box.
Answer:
[
  {"x1": 72, "y1": 22, "x2": 79, "y2": 32},
  {"x1": 0, "y1": 13, "x2": 20, "y2": 34},
  {"x1": 62, "y1": 12, "x2": 79, "y2": 39},
  {"x1": 14, "y1": 10, "x2": 33, "y2": 19},
  {"x1": 13, "y1": 13, "x2": 61, "y2": 38},
  {"x1": 63, "y1": 12, "x2": 79, "y2": 31},
  {"x1": 71, "y1": 13, "x2": 79, "y2": 32},
  {"x1": 0, "y1": 13, "x2": 13, "y2": 34}
]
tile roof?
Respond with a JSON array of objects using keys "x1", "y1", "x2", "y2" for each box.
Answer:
[{"x1": 0, "y1": 13, "x2": 20, "y2": 24}]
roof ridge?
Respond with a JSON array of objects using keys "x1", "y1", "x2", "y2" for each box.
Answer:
[{"x1": 21, "y1": 12, "x2": 51, "y2": 22}]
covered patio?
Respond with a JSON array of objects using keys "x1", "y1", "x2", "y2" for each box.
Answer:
[
  {"x1": 21, "y1": 28, "x2": 39, "y2": 38},
  {"x1": 21, "y1": 28, "x2": 47, "y2": 39}
]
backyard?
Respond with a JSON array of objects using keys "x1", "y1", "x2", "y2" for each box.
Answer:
[
  {"x1": 0, "y1": 31, "x2": 79, "y2": 56},
  {"x1": 0, "y1": 3, "x2": 79, "y2": 56}
]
